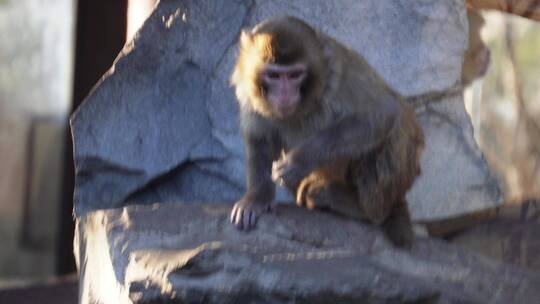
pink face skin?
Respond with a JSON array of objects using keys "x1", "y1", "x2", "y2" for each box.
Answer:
[{"x1": 262, "y1": 63, "x2": 307, "y2": 117}]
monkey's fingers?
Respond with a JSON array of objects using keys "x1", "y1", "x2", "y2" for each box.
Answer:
[
  {"x1": 272, "y1": 160, "x2": 294, "y2": 186},
  {"x1": 230, "y1": 204, "x2": 240, "y2": 225},
  {"x1": 271, "y1": 162, "x2": 283, "y2": 183},
  {"x1": 230, "y1": 205, "x2": 259, "y2": 231},
  {"x1": 230, "y1": 205, "x2": 246, "y2": 230},
  {"x1": 248, "y1": 210, "x2": 257, "y2": 228}
]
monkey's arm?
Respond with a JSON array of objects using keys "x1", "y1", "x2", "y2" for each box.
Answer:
[
  {"x1": 272, "y1": 99, "x2": 401, "y2": 187},
  {"x1": 231, "y1": 134, "x2": 277, "y2": 230}
]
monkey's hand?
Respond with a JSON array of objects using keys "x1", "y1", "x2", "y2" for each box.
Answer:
[
  {"x1": 271, "y1": 153, "x2": 310, "y2": 189},
  {"x1": 230, "y1": 196, "x2": 271, "y2": 231}
]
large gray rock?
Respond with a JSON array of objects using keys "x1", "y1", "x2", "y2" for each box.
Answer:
[
  {"x1": 75, "y1": 202, "x2": 540, "y2": 304},
  {"x1": 408, "y1": 95, "x2": 501, "y2": 221},
  {"x1": 71, "y1": 0, "x2": 502, "y2": 220}
]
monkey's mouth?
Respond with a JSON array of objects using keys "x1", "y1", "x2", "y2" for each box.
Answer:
[{"x1": 274, "y1": 104, "x2": 297, "y2": 118}]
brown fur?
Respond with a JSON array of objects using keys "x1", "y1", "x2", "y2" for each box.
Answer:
[{"x1": 230, "y1": 16, "x2": 425, "y2": 248}]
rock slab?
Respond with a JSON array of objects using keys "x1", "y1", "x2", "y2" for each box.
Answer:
[
  {"x1": 71, "y1": 0, "x2": 502, "y2": 221},
  {"x1": 75, "y1": 203, "x2": 540, "y2": 304}
]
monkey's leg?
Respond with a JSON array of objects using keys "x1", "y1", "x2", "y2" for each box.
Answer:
[
  {"x1": 356, "y1": 182, "x2": 414, "y2": 248},
  {"x1": 381, "y1": 199, "x2": 414, "y2": 249},
  {"x1": 352, "y1": 157, "x2": 397, "y2": 225},
  {"x1": 352, "y1": 157, "x2": 415, "y2": 248}
]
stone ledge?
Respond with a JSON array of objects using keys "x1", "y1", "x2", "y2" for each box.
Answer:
[{"x1": 75, "y1": 202, "x2": 539, "y2": 304}]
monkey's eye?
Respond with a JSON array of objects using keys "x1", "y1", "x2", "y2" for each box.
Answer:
[
  {"x1": 289, "y1": 71, "x2": 304, "y2": 79},
  {"x1": 266, "y1": 72, "x2": 280, "y2": 79}
]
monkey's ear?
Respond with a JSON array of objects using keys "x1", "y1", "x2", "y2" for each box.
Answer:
[{"x1": 240, "y1": 30, "x2": 253, "y2": 48}]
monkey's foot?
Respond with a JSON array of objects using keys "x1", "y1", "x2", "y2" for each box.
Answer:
[
  {"x1": 381, "y1": 202, "x2": 414, "y2": 249},
  {"x1": 230, "y1": 199, "x2": 271, "y2": 231},
  {"x1": 297, "y1": 180, "x2": 365, "y2": 220}
]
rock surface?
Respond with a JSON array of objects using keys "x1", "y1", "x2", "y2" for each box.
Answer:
[
  {"x1": 75, "y1": 202, "x2": 540, "y2": 304},
  {"x1": 71, "y1": 0, "x2": 502, "y2": 221},
  {"x1": 450, "y1": 201, "x2": 540, "y2": 272}
]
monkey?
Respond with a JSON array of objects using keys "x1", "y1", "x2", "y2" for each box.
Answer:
[{"x1": 229, "y1": 16, "x2": 424, "y2": 248}]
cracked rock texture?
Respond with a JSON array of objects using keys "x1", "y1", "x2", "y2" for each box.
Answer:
[
  {"x1": 71, "y1": 0, "x2": 502, "y2": 220},
  {"x1": 75, "y1": 203, "x2": 540, "y2": 304}
]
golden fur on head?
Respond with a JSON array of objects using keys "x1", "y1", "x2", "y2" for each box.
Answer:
[{"x1": 231, "y1": 16, "x2": 327, "y2": 120}]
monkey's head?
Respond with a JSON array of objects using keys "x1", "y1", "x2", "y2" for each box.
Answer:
[{"x1": 232, "y1": 16, "x2": 327, "y2": 120}]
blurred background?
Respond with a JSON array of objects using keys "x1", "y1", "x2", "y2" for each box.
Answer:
[
  {"x1": 0, "y1": 0, "x2": 538, "y2": 302},
  {"x1": 0, "y1": 0, "x2": 157, "y2": 302}
]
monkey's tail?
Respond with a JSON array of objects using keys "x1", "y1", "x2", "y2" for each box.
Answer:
[{"x1": 406, "y1": 84, "x2": 464, "y2": 109}]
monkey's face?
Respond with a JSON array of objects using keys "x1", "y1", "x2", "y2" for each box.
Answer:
[
  {"x1": 231, "y1": 17, "x2": 326, "y2": 120},
  {"x1": 260, "y1": 63, "x2": 307, "y2": 118}
]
